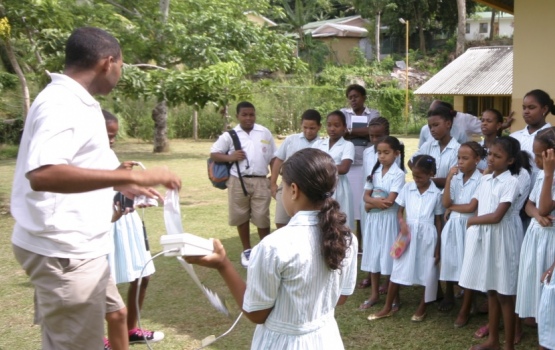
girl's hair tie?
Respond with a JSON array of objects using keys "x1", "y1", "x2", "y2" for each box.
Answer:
[{"x1": 323, "y1": 192, "x2": 333, "y2": 199}]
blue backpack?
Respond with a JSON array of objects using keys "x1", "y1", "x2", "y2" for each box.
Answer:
[{"x1": 207, "y1": 130, "x2": 247, "y2": 195}]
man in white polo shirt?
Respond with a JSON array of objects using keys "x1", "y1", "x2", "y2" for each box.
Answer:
[
  {"x1": 210, "y1": 102, "x2": 276, "y2": 268},
  {"x1": 11, "y1": 27, "x2": 181, "y2": 350}
]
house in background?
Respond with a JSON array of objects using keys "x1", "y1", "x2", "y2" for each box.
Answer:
[
  {"x1": 414, "y1": 46, "x2": 513, "y2": 117},
  {"x1": 300, "y1": 15, "x2": 372, "y2": 65},
  {"x1": 465, "y1": 11, "x2": 514, "y2": 41}
]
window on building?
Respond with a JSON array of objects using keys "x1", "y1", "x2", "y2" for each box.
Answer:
[
  {"x1": 479, "y1": 23, "x2": 488, "y2": 34},
  {"x1": 465, "y1": 23, "x2": 470, "y2": 34}
]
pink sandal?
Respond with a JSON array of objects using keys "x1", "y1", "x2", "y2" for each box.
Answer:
[{"x1": 473, "y1": 324, "x2": 489, "y2": 339}]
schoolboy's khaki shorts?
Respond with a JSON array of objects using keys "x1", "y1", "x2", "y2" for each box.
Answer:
[{"x1": 227, "y1": 175, "x2": 271, "y2": 228}]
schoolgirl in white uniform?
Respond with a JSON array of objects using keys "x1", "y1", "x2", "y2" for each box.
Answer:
[
  {"x1": 368, "y1": 155, "x2": 443, "y2": 322},
  {"x1": 440, "y1": 142, "x2": 484, "y2": 325},
  {"x1": 358, "y1": 136, "x2": 405, "y2": 310},
  {"x1": 516, "y1": 128, "x2": 555, "y2": 324},
  {"x1": 313, "y1": 111, "x2": 355, "y2": 230},
  {"x1": 185, "y1": 148, "x2": 358, "y2": 350},
  {"x1": 459, "y1": 136, "x2": 527, "y2": 350}
]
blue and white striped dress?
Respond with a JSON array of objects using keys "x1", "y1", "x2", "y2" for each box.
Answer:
[
  {"x1": 459, "y1": 170, "x2": 520, "y2": 295},
  {"x1": 515, "y1": 170, "x2": 555, "y2": 318},
  {"x1": 312, "y1": 138, "x2": 355, "y2": 230},
  {"x1": 360, "y1": 145, "x2": 378, "y2": 233},
  {"x1": 361, "y1": 162, "x2": 405, "y2": 275},
  {"x1": 440, "y1": 169, "x2": 481, "y2": 282},
  {"x1": 243, "y1": 211, "x2": 358, "y2": 350},
  {"x1": 510, "y1": 123, "x2": 552, "y2": 184},
  {"x1": 391, "y1": 181, "x2": 443, "y2": 286},
  {"x1": 108, "y1": 210, "x2": 155, "y2": 284},
  {"x1": 509, "y1": 168, "x2": 532, "y2": 247},
  {"x1": 412, "y1": 137, "x2": 460, "y2": 179}
]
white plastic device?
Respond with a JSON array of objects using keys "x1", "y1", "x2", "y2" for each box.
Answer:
[{"x1": 159, "y1": 233, "x2": 214, "y2": 257}]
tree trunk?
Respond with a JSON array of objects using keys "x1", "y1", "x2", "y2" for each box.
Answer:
[
  {"x1": 152, "y1": 100, "x2": 169, "y2": 152},
  {"x1": 455, "y1": 0, "x2": 466, "y2": 57},
  {"x1": 3, "y1": 39, "x2": 29, "y2": 120},
  {"x1": 375, "y1": 11, "x2": 381, "y2": 62},
  {"x1": 151, "y1": 0, "x2": 171, "y2": 153},
  {"x1": 414, "y1": 6, "x2": 426, "y2": 55},
  {"x1": 489, "y1": 9, "x2": 497, "y2": 40},
  {"x1": 193, "y1": 109, "x2": 198, "y2": 141}
]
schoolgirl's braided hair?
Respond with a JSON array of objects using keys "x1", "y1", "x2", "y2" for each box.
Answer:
[
  {"x1": 367, "y1": 136, "x2": 405, "y2": 183},
  {"x1": 281, "y1": 148, "x2": 352, "y2": 270},
  {"x1": 369, "y1": 117, "x2": 390, "y2": 135},
  {"x1": 411, "y1": 154, "x2": 437, "y2": 177},
  {"x1": 535, "y1": 126, "x2": 555, "y2": 151}
]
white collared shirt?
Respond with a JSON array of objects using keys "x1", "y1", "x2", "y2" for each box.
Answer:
[
  {"x1": 412, "y1": 137, "x2": 461, "y2": 178},
  {"x1": 396, "y1": 181, "x2": 444, "y2": 222},
  {"x1": 274, "y1": 132, "x2": 318, "y2": 161},
  {"x1": 473, "y1": 170, "x2": 519, "y2": 216},
  {"x1": 311, "y1": 137, "x2": 355, "y2": 165},
  {"x1": 364, "y1": 162, "x2": 405, "y2": 193},
  {"x1": 419, "y1": 112, "x2": 482, "y2": 147},
  {"x1": 211, "y1": 124, "x2": 276, "y2": 177},
  {"x1": 11, "y1": 73, "x2": 118, "y2": 259},
  {"x1": 446, "y1": 168, "x2": 482, "y2": 206}
]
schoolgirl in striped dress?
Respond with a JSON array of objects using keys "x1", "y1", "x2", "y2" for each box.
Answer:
[
  {"x1": 358, "y1": 136, "x2": 405, "y2": 310},
  {"x1": 459, "y1": 136, "x2": 527, "y2": 350},
  {"x1": 185, "y1": 149, "x2": 358, "y2": 350},
  {"x1": 516, "y1": 128, "x2": 555, "y2": 322},
  {"x1": 357, "y1": 117, "x2": 389, "y2": 289},
  {"x1": 439, "y1": 142, "x2": 484, "y2": 325},
  {"x1": 368, "y1": 155, "x2": 443, "y2": 322},
  {"x1": 411, "y1": 105, "x2": 460, "y2": 189},
  {"x1": 539, "y1": 254, "x2": 555, "y2": 349},
  {"x1": 312, "y1": 111, "x2": 355, "y2": 230}
]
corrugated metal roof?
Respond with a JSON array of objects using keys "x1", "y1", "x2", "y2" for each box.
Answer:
[{"x1": 414, "y1": 46, "x2": 512, "y2": 96}]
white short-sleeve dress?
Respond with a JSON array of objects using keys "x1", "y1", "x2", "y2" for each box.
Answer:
[
  {"x1": 108, "y1": 210, "x2": 155, "y2": 284},
  {"x1": 515, "y1": 170, "x2": 555, "y2": 318},
  {"x1": 361, "y1": 163, "x2": 405, "y2": 275},
  {"x1": 243, "y1": 211, "x2": 358, "y2": 350},
  {"x1": 459, "y1": 170, "x2": 520, "y2": 295},
  {"x1": 313, "y1": 138, "x2": 355, "y2": 230},
  {"x1": 440, "y1": 169, "x2": 481, "y2": 282},
  {"x1": 391, "y1": 181, "x2": 443, "y2": 286}
]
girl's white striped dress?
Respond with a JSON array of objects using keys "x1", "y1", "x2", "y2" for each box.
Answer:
[
  {"x1": 459, "y1": 170, "x2": 520, "y2": 295},
  {"x1": 243, "y1": 211, "x2": 358, "y2": 350},
  {"x1": 509, "y1": 168, "x2": 532, "y2": 248},
  {"x1": 109, "y1": 210, "x2": 155, "y2": 284},
  {"x1": 313, "y1": 138, "x2": 355, "y2": 230},
  {"x1": 360, "y1": 145, "x2": 378, "y2": 234},
  {"x1": 440, "y1": 169, "x2": 481, "y2": 282},
  {"x1": 515, "y1": 170, "x2": 555, "y2": 318},
  {"x1": 361, "y1": 162, "x2": 405, "y2": 275},
  {"x1": 391, "y1": 181, "x2": 443, "y2": 286}
]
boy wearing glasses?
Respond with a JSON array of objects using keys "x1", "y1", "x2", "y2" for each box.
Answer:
[{"x1": 210, "y1": 102, "x2": 276, "y2": 268}]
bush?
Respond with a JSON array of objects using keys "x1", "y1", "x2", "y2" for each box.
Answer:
[{"x1": 0, "y1": 118, "x2": 23, "y2": 144}]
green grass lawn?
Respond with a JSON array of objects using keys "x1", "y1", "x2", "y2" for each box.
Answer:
[{"x1": 0, "y1": 137, "x2": 539, "y2": 350}]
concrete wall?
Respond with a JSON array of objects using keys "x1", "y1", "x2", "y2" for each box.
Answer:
[{"x1": 511, "y1": 0, "x2": 555, "y2": 131}]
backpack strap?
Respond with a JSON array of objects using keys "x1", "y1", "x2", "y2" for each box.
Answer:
[{"x1": 228, "y1": 130, "x2": 248, "y2": 196}]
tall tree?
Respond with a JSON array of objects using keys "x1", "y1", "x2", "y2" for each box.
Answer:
[{"x1": 456, "y1": 0, "x2": 466, "y2": 57}]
